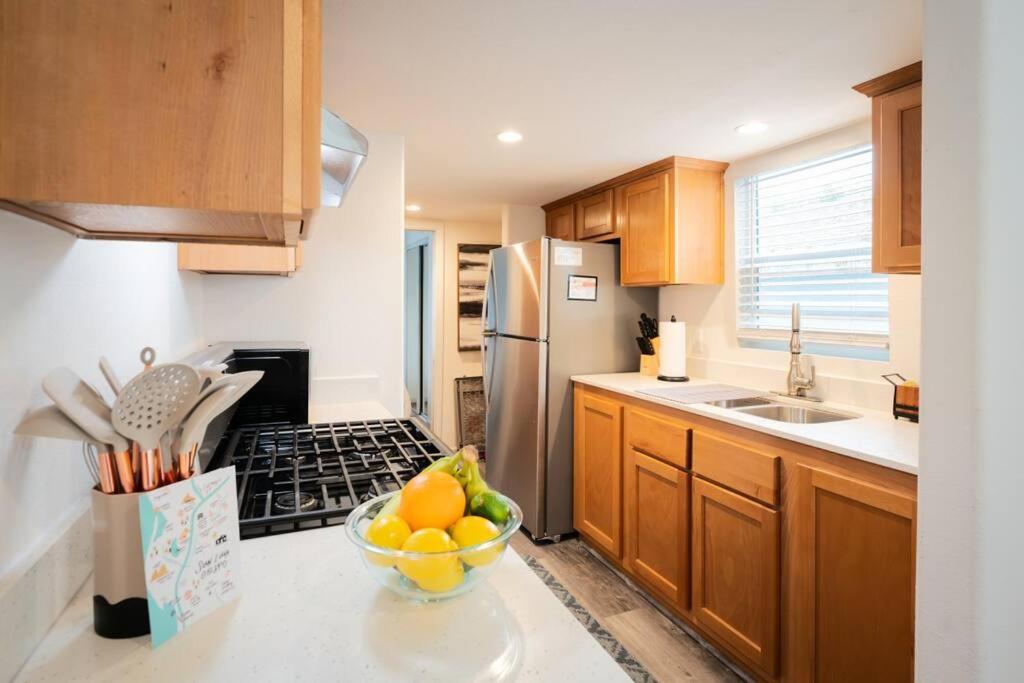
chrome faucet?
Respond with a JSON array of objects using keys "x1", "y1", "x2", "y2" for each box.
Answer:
[{"x1": 777, "y1": 303, "x2": 819, "y2": 401}]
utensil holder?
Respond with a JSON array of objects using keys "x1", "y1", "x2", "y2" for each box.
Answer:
[
  {"x1": 91, "y1": 488, "x2": 150, "y2": 638},
  {"x1": 639, "y1": 337, "x2": 660, "y2": 377}
]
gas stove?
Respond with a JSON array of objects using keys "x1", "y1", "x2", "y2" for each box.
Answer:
[{"x1": 209, "y1": 418, "x2": 450, "y2": 539}]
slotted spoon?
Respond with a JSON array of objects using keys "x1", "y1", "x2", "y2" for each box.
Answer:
[{"x1": 112, "y1": 363, "x2": 201, "y2": 490}]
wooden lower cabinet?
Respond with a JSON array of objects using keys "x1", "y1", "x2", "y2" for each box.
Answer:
[
  {"x1": 572, "y1": 385, "x2": 917, "y2": 682},
  {"x1": 789, "y1": 465, "x2": 916, "y2": 682},
  {"x1": 692, "y1": 477, "x2": 780, "y2": 676},
  {"x1": 623, "y1": 448, "x2": 689, "y2": 607},
  {"x1": 572, "y1": 389, "x2": 623, "y2": 558}
]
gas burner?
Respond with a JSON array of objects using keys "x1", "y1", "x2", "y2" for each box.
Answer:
[
  {"x1": 273, "y1": 491, "x2": 319, "y2": 514},
  {"x1": 219, "y1": 418, "x2": 449, "y2": 539}
]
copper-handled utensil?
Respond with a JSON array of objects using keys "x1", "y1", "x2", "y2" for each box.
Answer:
[
  {"x1": 41, "y1": 368, "x2": 133, "y2": 494},
  {"x1": 112, "y1": 363, "x2": 201, "y2": 491},
  {"x1": 13, "y1": 404, "x2": 117, "y2": 492}
]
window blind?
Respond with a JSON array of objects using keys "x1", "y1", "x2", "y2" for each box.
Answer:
[{"x1": 735, "y1": 145, "x2": 889, "y2": 353}]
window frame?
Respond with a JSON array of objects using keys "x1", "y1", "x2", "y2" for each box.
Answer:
[{"x1": 733, "y1": 144, "x2": 890, "y2": 361}]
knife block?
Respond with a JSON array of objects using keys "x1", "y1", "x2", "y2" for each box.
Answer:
[
  {"x1": 91, "y1": 488, "x2": 150, "y2": 638},
  {"x1": 639, "y1": 337, "x2": 660, "y2": 377}
]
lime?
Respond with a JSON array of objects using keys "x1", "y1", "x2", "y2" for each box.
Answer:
[
  {"x1": 450, "y1": 516, "x2": 503, "y2": 567},
  {"x1": 470, "y1": 491, "x2": 510, "y2": 527},
  {"x1": 364, "y1": 514, "x2": 412, "y2": 567}
]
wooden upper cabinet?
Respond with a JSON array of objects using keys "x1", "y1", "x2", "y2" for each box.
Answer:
[
  {"x1": 544, "y1": 156, "x2": 727, "y2": 286},
  {"x1": 790, "y1": 465, "x2": 916, "y2": 683},
  {"x1": 545, "y1": 203, "x2": 576, "y2": 241},
  {"x1": 624, "y1": 448, "x2": 690, "y2": 609},
  {"x1": 692, "y1": 477, "x2": 779, "y2": 677},
  {"x1": 178, "y1": 243, "x2": 302, "y2": 277},
  {"x1": 572, "y1": 387, "x2": 623, "y2": 558},
  {"x1": 854, "y1": 62, "x2": 922, "y2": 273},
  {"x1": 575, "y1": 189, "x2": 615, "y2": 240},
  {"x1": 618, "y1": 171, "x2": 673, "y2": 284},
  {"x1": 0, "y1": 0, "x2": 322, "y2": 246}
]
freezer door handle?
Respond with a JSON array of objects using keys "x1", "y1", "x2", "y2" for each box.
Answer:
[{"x1": 482, "y1": 334, "x2": 495, "y2": 407}]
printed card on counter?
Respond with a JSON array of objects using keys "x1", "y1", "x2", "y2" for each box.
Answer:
[{"x1": 138, "y1": 466, "x2": 241, "y2": 648}]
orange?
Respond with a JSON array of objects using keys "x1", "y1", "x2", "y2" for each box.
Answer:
[{"x1": 397, "y1": 471, "x2": 466, "y2": 531}]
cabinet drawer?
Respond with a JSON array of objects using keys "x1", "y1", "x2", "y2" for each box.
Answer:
[
  {"x1": 692, "y1": 431, "x2": 779, "y2": 506},
  {"x1": 625, "y1": 407, "x2": 690, "y2": 469}
]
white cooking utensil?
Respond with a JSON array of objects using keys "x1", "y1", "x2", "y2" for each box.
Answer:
[
  {"x1": 174, "y1": 384, "x2": 245, "y2": 479},
  {"x1": 112, "y1": 363, "x2": 201, "y2": 490},
  {"x1": 98, "y1": 357, "x2": 123, "y2": 397},
  {"x1": 14, "y1": 404, "x2": 103, "y2": 445},
  {"x1": 42, "y1": 368, "x2": 131, "y2": 494},
  {"x1": 186, "y1": 370, "x2": 264, "y2": 418}
]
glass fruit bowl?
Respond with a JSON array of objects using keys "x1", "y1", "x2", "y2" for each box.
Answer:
[{"x1": 345, "y1": 490, "x2": 522, "y2": 602}]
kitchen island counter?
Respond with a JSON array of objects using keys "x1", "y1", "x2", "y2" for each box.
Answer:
[{"x1": 15, "y1": 524, "x2": 628, "y2": 682}]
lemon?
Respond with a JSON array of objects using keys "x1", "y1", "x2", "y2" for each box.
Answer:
[
  {"x1": 450, "y1": 516, "x2": 503, "y2": 567},
  {"x1": 364, "y1": 514, "x2": 411, "y2": 567},
  {"x1": 397, "y1": 528, "x2": 464, "y2": 592}
]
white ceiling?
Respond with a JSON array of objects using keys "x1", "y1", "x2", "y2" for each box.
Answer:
[{"x1": 324, "y1": 0, "x2": 921, "y2": 223}]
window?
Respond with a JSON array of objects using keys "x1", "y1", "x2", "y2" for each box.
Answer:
[{"x1": 735, "y1": 145, "x2": 889, "y2": 360}]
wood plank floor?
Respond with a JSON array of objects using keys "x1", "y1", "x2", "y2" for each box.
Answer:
[{"x1": 509, "y1": 532, "x2": 742, "y2": 683}]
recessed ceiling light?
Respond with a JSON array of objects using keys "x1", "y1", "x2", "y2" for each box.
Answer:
[
  {"x1": 406, "y1": 204, "x2": 421, "y2": 212},
  {"x1": 735, "y1": 121, "x2": 769, "y2": 135},
  {"x1": 497, "y1": 130, "x2": 523, "y2": 143}
]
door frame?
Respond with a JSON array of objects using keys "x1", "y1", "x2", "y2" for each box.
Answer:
[{"x1": 405, "y1": 219, "x2": 446, "y2": 431}]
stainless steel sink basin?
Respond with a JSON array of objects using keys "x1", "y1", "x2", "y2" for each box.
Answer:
[
  {"x1": 734, "y1": 404, "x2": 858, "y2": 424},
  {"x1": 705, "y1": 397, "x2": 774, "y2": 409}
]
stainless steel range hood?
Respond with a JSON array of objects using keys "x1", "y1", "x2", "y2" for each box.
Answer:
[{"x1": 321, "y1": 108, "x2": 368, "y2": 207}]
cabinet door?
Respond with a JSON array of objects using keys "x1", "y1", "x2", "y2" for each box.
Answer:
[
  {"x1": 874, "y1": 82, "x2": 922, "y2": 273},
  {"x1": 575, "y1": 189, "x2": 615, "y2": 240},
  {"x1": 572, "y1": 389, "x2": 623, "y2": 557},
  {"x1": 546, "y1": 204, "x2": 576, "y2": 240},
  {"x1": 791, "y1": 466, "x2": 916, "y2": 682},
  {"x1": 624, "y1": 448, "x2": 689, "y2": 607},
  {"x1": 617, "y1": 171, "x2": 673, "y2": 285},
  {"x1": 692, "y1": 477, "x2": 779, "y2": 675}
]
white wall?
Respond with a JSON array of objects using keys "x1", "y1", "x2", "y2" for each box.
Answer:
[
  {"x1": 917, "y1": 0, "x2": 1024, "y2": 679},
  {"x1": 405, "y1": 218, "x2": 501, "y2": 448},
  {"x1": 200, "y1": 131, "x2": 406, "y2": 417},
  {"x1": 0, "y1": 213, "x2": 203, "y2": 577},
  {"x1": 501, "y1": 204, "x2": 545, "y2": 245},
  {"x1": 659, "y1": 121, "x2": 922, "y2": 411}
]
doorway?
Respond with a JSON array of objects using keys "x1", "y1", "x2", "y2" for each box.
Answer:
[{"x1": 405, "y1": 230, "x2": 434, "y2": 421}]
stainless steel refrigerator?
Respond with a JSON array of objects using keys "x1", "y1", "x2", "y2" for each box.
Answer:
[{"x1": 482, "y1": 237, "x2": 656, "y2": 541}]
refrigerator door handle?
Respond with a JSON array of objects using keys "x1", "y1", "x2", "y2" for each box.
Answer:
[
  {"x1": 482, "y1": 259, "x2": 497, "y2": 335},
  {"x1": 482, "y1": 332, "x2": 496, "y2": 406}
]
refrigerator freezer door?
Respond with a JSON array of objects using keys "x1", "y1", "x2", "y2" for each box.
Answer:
[
  {"x1": 486, "y1": 239, "x2": 548, "y2": 340},
  {"x1": 484, "y1": 334, "x2": 547, "y2": 537}
]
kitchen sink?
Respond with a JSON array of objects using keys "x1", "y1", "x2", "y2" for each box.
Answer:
[
  {"x1": 705, "y1": 397, "x2": 774, "y2": 409},
  {"x1": 734, "y1": 404, "x2": 858, "y2": 424}
]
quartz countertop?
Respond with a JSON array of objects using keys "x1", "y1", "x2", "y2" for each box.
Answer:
[
  {"x1": 15, "y1": 398, "x2": 626, "y2": 681},
  {"x1": 573, "y1": 373, "x2": 918, "y2": 474},
  {"x1": 15, "y1": 526, "x2": 628, "y2": 682}
]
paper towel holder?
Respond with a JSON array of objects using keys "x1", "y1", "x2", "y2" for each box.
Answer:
[{"x1": 657, "y1": 315, "x2": 690, "y2": 382}]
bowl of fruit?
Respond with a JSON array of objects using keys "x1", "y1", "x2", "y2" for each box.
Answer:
[{"x1": 345, "y1": 446, "x2": 522, "y2": 601}]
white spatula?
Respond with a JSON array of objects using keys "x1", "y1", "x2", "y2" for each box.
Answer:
[
  {"x1": 42, "y1": 368, "x2": 132, "y2": 493},
  {"x1": 174, "y1": 384, "x2": 246, "y2": 479}
]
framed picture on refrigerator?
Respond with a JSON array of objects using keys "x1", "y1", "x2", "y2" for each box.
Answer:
[{"x1": 457, "y1": 243, "x2": 499, "y2": 351}]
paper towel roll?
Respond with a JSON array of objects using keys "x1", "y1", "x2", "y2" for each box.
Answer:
[{"x1": 658, "y1": 317, "x2": 688, "y2": 381}]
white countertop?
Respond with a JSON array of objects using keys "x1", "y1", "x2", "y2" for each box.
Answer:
[
  {"x1": 15, "y1": 526, "x2": 629, "y2": 682},
  {"x1": 573, "y1": 373, "x2": 918, "y2": 474}
]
